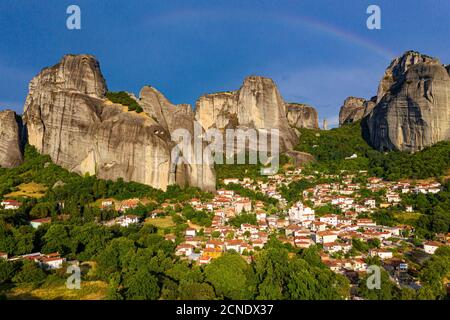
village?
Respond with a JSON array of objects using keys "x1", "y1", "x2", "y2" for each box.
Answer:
[{"x1": 1, "y1": 168, "x2": 449, "y2": 294}]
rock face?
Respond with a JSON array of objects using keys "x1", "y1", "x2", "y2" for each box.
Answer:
[
  {"x1": 285, "y1": 103, "x2": 319, "y2": 129},
  {"x1": 195, "y1": 76, "x2": 299, "y2": 151},
  {"x1": 363, "y1": 51, "x2": 450, "y2": 152},
  {"x1": 339, "y1": 97, "x2": 376, "y2": 126},
  {"x1": 0, "y1": 110, "x2": 24, "y2": 168},
  {"x1": 23, "y1": 54, "x2": 215, "y2": 191},
  {"x1": 285, "y1": 150, "x2": 315, "y2": 167},
  {"x1": 138, "y1": 86, "x2": 215, "y2": 191}
]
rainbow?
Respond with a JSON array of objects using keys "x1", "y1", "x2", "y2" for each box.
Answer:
[{"x1": 272, "y1": 13, "x2": 396, "y2": 60}]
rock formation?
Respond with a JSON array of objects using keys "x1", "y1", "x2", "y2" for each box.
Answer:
[
  {"x1": 339, "y1": 96, "x2": 376, "y2": 126},
  {"x1": 138, "y1": 85, "x2": 215, "y2": 191},
  {"x1": 285, "y1": 103, "x2": 319, "y2": 129},
  {"x1": 0, "y1": 110, "x2": 24, "y2": 168},
  {"x1": 195, "y1": 76, "x2": 299, "y2": 151},
  {"x1": 23, "y1": 54, "x2": 215, "y2": 191},
  {"x1": 285, "y1": 150, "x2": 315, "y2": 167},
  {"x1": 363, "y1": 51, "x2": 450, "y2": 152}
]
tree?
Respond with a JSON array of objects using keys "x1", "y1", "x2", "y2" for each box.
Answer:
[
  {"x1": 12, "y1": 226, "x2": 35, "y2": 255},
  {"x1": 205, "y1": 253, "x2": 255, "y2": 300},
  {"x1": 254, "y1": 246, "x2": 290, "y2": 299},
  {"x1": 124, "y1": 269, "x2": 160, "y2": 300},
  {"x1": 12, "y1": 261, "x2": 47, "y2": 285},
  {"x1": 0, "y1": 260, "x2": 20, "y2": 284},
  {"x1": 42, "y1": 224, "x2": 72, "y2": 255},
  {"x1": 106, "y1": 274, "x2": 124, "y2": 300},
  {"x1": 178, "y1": 282, "x2": 216, "y2": 300},
  {"x1": 96, "y1": 237, "x2": 136, "y2": 279},
  {"x1": 358, "y1": 269, "x2": 400, "y2": 300}
]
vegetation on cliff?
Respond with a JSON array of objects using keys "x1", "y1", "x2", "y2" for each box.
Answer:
[
  {"x1": 105, "y1": 91, "x2": 143, "y2": 113},
  {"x1": 296, "y1": 121, "x2": 450, "y2": 180}
]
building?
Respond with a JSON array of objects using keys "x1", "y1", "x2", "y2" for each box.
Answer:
[
  {"x1": 223, "y1": 178, "x2": 239, "y2": 185},
  {"x1": 234, "y1": 198, "x2": 252, "y2": 214},
  {"x1": 101, "y1": 199, "x2": 115, "y2": 209},
  {"x1": 199, "y1": 255, "x2": 213, "y2": 265},
  {"x1": 288, "y1": 201, "x2": 315, "y2": 222},
  {"x1": 38, "y1": 253, "x2": 66, "y2": 270},
  {"x1": 423, "y1": 241, "x2": 443, "y2": 254},
  {"x1": 120, "y1": 199, "x2": 139, "y2": 212},
  {"x1": 319, "y1": 214, "x2": 338, "y2": 226},
  {"x1": 175, "y1": 244, "x2": 195, "y2": 256},
  {"x1": 116, "y1": 215, "x2": 140, "y2": 227},
  {"x1": 185, "y1": 228, "x2": 197, "y2": 237},
  {"x1": 369, "y1": 249, "x2": 393, "y2": 260},
  {"x1": 30, "y1": 217, "x2": 52, "y2": 229},
  {"x1": 313, "y1": 231, "x2": 338, "y2": 244},
  {"x1": 1, "y1": 199, "x2": 21, "y2": 210}
]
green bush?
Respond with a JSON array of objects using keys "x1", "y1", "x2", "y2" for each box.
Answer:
[{"x1": 106, "y1": 91, "x2": 143, "y2": 113}]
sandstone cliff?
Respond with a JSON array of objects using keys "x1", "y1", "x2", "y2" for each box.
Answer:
[
  {"x1": 23, "y1": 54, "x2": 215, "y2": 191},
  {"x1": 0, "y1": 110, "x2": 24, "y2": 168},
  {"x1": 138, "y1": 85, "x2": 215, "y2": 191},
  {"x1": 195, "y1": 76, "x2": 299, "y2": 151},
  {"x1": 363, "y1": 51, "x2": 450, "y2": 152},
  {"x1": 285, "y1": 103, "x2": 319, "y2": 129},
  {"x1": 339, "y1": 96, "x2": 376, "y2": 126}
]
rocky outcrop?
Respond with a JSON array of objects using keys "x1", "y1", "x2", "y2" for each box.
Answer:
[
  {"x1": 0, "y1": 110, "x2": 24, "y2": 168},
  {"x1": 285, "y1": 150, "x2": 315, "y2": 167},
  {"x1": 195, "y1": 76, "x2": 299, "y2": 151},
  {"x1": 23, "y1": 54, "x2": 215, "y2": 191},
  {"x1": 363, "y1": 51, "x2": 450, "y2": 152},
  {"x1": 339, "y1": 97, "x2": 376, "y2": 126},
  {"x1": 138, "y1": 86, "x2": 215, "y2": 191},
  {"x1": 285, "y1": 103, "x2": 319, "y2": 129}
]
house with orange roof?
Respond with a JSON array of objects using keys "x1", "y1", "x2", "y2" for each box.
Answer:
[
  {"x1": 423, "y1": 241, "x2": 444, "y2": 254},
  {"x1": 30, "y1": 217, "x2": 52, "y2": 229}
]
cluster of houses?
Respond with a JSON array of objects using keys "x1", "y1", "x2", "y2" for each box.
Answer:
[
  {"x1": 302, "y1": 177, "x2": 442, "y2": 213},
  {"x1": 0, "y1": 169, "x2": 448, "y2": 288},
  {"x1": 0, "y1": 251, "x2": 66, "y2": 269},
  {"x1": 169, "y1": 172, "x2": 448, "y2": 291}
]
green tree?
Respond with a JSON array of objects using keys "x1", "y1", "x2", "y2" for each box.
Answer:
[
  {"x1": 205, "y1": 253, "x2": 255, "y2": 300},
  {"x1": 124, "y1": 269, "x2": 160, "y2": 300},
  {"x1": 12, "y1": 261, "x2": 47, "y2": 285}
]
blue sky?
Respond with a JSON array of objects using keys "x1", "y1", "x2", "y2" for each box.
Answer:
[{"x1": 0, "y1": 0, "x2": 448, "y2": 126}]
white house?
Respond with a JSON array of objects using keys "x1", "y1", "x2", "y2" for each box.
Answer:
[
  {"x1": 423, "y1": 241, "x2": 443, "y2": 254},
  {"x1": 39, "y1": 255, "x2": 66, "y2": 270},
  {"x1": 319, "y1": 214, "x2": 338, "y2": 226},
  {"x1": 175, "y1": 244, "x2": 194, "y2": 256},
  {"x1": 116, "y1": 215, "x2": 140, "y2": 227},
  {"x1": 313, "y1": 231, "x2": 338, "y2": 244},
  {"x1": 185, "y1": 228, "x2": 197, "y2": 237},
  {"x1": 223, "y1": 178, "x2": 239, "y2": 185},
  {"x1": 1, "y1": 199, "x2": 21, "y2": 210},
  {"x1": 364, "y1": 199, "x2": 376, "y2": 209},
  {"x1": 234, "y1": 198, "x2": 252, "y2": 214},
  {"x1": 30, "y1": 217, "x2": 52, "y2": 229},
  {"x1": 386, "y1": 193, "x2": 401, "y2": 203},
  {"x1": 369, "y1": 249, "x2": 393, "y2": 260},
  {"x1": 288, "y1": 201, "x2": 315, "y2": 222}
]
